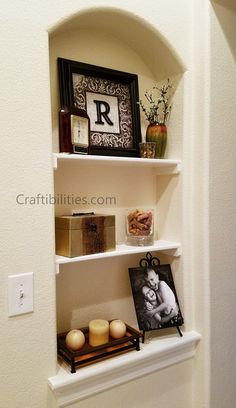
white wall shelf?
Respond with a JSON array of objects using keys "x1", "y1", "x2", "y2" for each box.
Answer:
[
  {"x1": 55, "y1": 240, "x2": 181, "y2": 273},
  {"x1": 53, "y1": 153, "x2": 181, "y2": 174},
  {"x1": 48, "y1": 330, "x2": 201, "y2": 407}
]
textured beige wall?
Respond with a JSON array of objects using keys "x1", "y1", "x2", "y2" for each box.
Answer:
[
  {"x1": 1, "y1": 1, "x2": 235, "y2": 408},
  {"x1": 0, "y1": 2, "x2": 195, "y2": 408},
  {"x1": 189, "y1": 2, "x2": 236, "y2": 408},
  {"x1": 209, "y1": 2, "x2": 236, "y2": 407},
  {"x1": 0, "y1": 5, "x2": 57, "y2": 408}
]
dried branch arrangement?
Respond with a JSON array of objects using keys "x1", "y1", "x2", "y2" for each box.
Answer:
[{"x1": 138, "y1": 79, "x2": 173, "y2": 125}]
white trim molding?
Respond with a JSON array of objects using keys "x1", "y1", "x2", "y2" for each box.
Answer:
[{"x1": 48, "y1": 330, "x2": 201, "y2": 407}]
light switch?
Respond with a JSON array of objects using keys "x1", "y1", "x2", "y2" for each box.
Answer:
[{"x1": 8, "y1": 272, "x2": 34, "y2": 316}]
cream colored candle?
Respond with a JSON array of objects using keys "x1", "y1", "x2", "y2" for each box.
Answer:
[{"x1": 89, "y1": 319, "x2": 109, "y2": 347}]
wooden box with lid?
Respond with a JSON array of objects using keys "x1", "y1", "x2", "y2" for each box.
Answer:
[{"x1": 55, "y1": 213, "x2": 115, "y2": 257}]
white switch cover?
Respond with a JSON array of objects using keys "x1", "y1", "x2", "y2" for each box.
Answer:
[{"x1": 8, "y1": 272, "x2": 34, "y2": 316}]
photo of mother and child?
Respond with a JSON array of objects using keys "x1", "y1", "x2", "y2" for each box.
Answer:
[{"x1": 129, "y1": 266, "x2": 184, "y2": 331}]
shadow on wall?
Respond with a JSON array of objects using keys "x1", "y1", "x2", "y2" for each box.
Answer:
[{"x1": 212, "y1": 0, "x2": 236, "y2": 61}]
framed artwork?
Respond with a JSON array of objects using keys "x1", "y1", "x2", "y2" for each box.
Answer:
[
  {"x1": 129, "y1": 262, "x2": 184, "y2": 332},
  {"x1": 58, "y1": 58, "x2": 141, "y2": 157}
]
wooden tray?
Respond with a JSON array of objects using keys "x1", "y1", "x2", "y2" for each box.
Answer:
[{"x1": 57, "y1": 323, "x2": 143, "y2": 373}]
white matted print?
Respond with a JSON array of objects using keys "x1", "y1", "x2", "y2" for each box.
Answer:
[{"x1": 86, "y1": 92, "x2": 120, "y2": 134}]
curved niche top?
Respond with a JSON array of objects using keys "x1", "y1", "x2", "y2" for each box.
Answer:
[{"x1": 49, "y1": 8, "x2": 185, "y2": 81}]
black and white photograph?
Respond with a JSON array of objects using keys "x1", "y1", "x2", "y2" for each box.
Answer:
[
  {"x1": 129, "y1": 264, "x2": 184, "y2": 332},
  {"x1": 58, "y1": 58, "x2": 141, "y2": 157}
]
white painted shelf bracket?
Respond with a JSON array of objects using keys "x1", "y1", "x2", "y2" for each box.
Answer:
[
  {"x1": 161, "y1": 246, "x2": 182, "y2": 257},
  {"x1": 53, "y1": 154, "x2": 58, "y2": 170},
  {"x1": 152, "y1": 161, "x2": 182, "y2": 175}
]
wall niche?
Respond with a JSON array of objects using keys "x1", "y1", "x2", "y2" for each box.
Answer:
[{"x1": 49, "y1": 7, "x2": 186, "y2": 334}]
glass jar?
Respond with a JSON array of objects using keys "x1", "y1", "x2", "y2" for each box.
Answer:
[
  {"x1": 126, "y1": 209, "x2": 154, "y2": 246},
  {"x1": 139, "y1": 142, "x2": 156, "y2": 158}
]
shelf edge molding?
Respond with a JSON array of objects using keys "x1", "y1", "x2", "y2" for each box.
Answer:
[
  {"x1": 48, "y1": 330, "x2": 201, "y2": 407},
  {"x1": 55, "y1": 240, "x2": 181, "y2": 273},
  {"x1": 53, "y1": 153, "x2": 181, "y2": 174}
]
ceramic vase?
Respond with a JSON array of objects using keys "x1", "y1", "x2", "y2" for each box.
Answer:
[{"x1": 146, "y1": 122, "x2": 167, "y2": 158}]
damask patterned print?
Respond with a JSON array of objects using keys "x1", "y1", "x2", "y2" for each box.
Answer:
[{"x1": 72, "y1": 73, "x2": 133, "y2": 148}]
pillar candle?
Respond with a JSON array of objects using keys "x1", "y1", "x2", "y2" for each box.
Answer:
[{"x1": 89, "y1": 319, "x2": 109, "y2": 347}]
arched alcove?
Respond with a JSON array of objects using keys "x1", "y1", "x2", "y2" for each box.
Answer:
[
  {"x1": 45, "y1": 9, "x2": 203, "y2": 407},
  {"x1": 50, "y1": 7, "x2": 186, "y2": 338},
  {"x1": 49, "y1": 7, "x2": 186, "y2": 154},
  {"x1": 49, "y1": 7, "x2": 185, "y2": 78}
]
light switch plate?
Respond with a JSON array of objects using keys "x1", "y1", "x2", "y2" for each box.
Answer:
[{"x1": 8, "y1": 272, "x2": 34, "y2": 316}]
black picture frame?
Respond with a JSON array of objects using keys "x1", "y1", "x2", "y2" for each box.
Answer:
[
  {"x1": 129, "y1": 264, "x2": 184, "y2": 332},
  {"x1": 58, "y1": 58, "x2": 141, "y2": 157}
]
